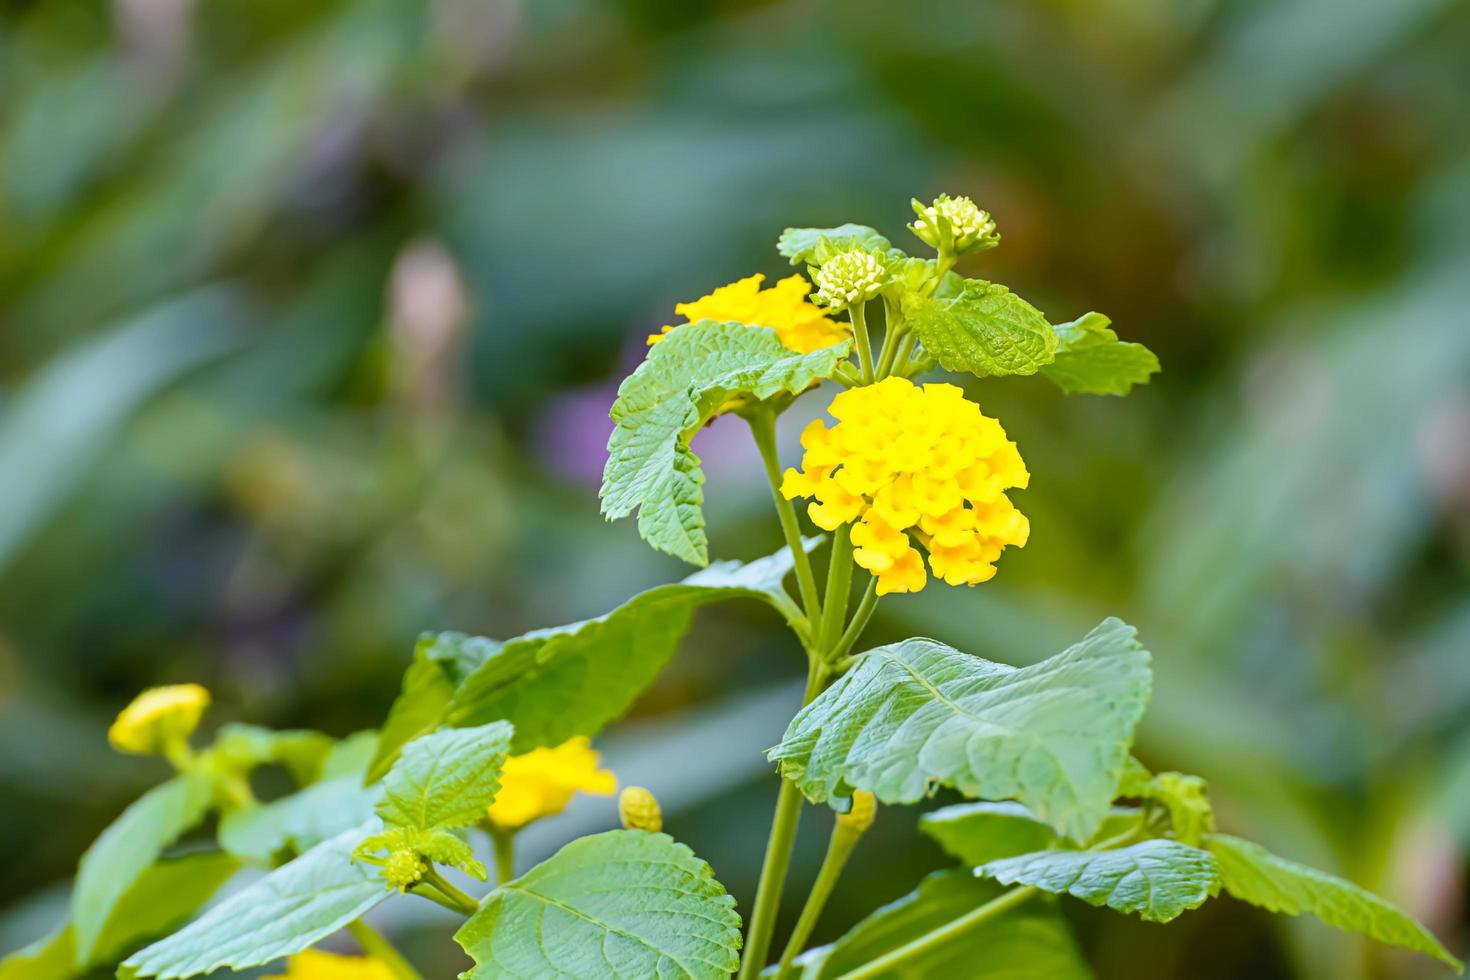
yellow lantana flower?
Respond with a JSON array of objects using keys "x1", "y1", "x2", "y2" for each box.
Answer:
[
  {"x1": 486, "y1": 737, "x2": 617, "y2": 830},
  {"x1": 266, "y1": 950, "x2": 394, "y2": 980},
  {"x1": 107, "y1": 684, "x2": 211, "y2": 756},
  {"x1": 780, "y1": 378, "x2": 1029, "y2": 595},
  {"x1": 647, "y1": 274, "x2": 849, "y2": 354}
]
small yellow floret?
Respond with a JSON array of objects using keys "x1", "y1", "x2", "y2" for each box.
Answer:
[
  {"x1": 266, "y1": 950, "x2": 396, "y2": 980},
  {"x1": 781, "y1": 378, "x2": 1029, "y2": 594},
  {"x1": 618, "y1": 786, "x2": 663, "y2": 833},
  {"x1": 647, "y1": 274, "x2": 850, "y2": 354},
  {"x1": 486, "y1": 737, "x2": 617, "y2": 830},
  {"x1": 107, "y1": 684, "x2": 211, "y2": 756}
]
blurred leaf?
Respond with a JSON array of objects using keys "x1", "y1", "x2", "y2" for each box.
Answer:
[
  {"x1": 778, "y1": 225, "x2": 892, "y2": 265},
  {"x1": 219, "y1": 778, "x2": 380, "y2": 865},
  {"x1": 1041, "y1": 312, "x2": 1159, "y2": 396},
  {"x1": 921, "y1": 802, "x2": 1146, "y2": 866}
]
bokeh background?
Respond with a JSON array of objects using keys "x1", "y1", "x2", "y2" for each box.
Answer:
[{"x1": 3, "y1": 0, "x2": 1469, "y2": 976}]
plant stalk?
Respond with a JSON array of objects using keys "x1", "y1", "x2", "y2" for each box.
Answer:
[
  {"x1": 835, "y1": 885, "x2": 1040, "y2": 980},
  {"x1": 347, "y1": 919, "x2": 425, "y2": 980},
  {"x1": 774, "y1": 816, "x2": 864, "y2": 977},
  {"x1": 491, "y1": 828, "x2": 516, "y2": 884},
  {"x1": 849, "y1": 302, "x2": 875, "y2": 384},
  {"x1": 818, "y1": 526, "x2": 854, "y2": 653},
  {"x1": 748, "y1": 410, "x2": 823, "y2": 629},
  {"x1": 417, "y1": 867, "x2": 480, "y2": 916},
  {"x1": 830, "y1": 579, "x2": 877, "y2": 664}
]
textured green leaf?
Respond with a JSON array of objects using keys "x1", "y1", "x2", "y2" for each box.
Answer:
[
  {"x1": 1206, "y1": 834, "x2": 1463, "y2": 971},
  {"x1": 376, "y1": 721, "x2": 512, "y2": 831},
  {"x1": 778, "y1": 224, "x2": 892, "y2": 265},
  {"x1": 977, "y1": 840, "x2": 1220, "y2": 923},
  {"x1": 600, "y1": 320, "x2": 849, "y2": 564},
  {"x1": 220, "y1": 777, "x2": 381, "y2": 864},
  {"x1": 769, "y1": 618, "x2": 1152, "y2": 841},
  {"x1": 369, "y1": 542, "x2": 816, "y2": 774},
  {"x1": 72, "y1": 773, "x2": 214, "y2": 964},
  {"x1": 921, "y1": 803, "x2": 1147, "y2": 868},
  {"x1": 1041, "y1": 312, "x2": 1159, "y2": 395},
  {"x1": 455, "y1": 830, "x2": 741, "y2": 979},
  {"x1": 209, "y1": 723, "x2": 335, "y2": 784},
  {"x1": 904, "y1": 279, "x2": 1058, "y2": 379},
  {"x1": 791, "y1": 870, "x2": 1091, "y2": 979},
  {"x1": 122, "y1": 824, "x2": 389, "y2": 979}
]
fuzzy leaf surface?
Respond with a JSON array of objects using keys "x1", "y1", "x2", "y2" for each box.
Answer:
[
  {"x1": 600, "y1": 320, "x2": 849, "y2": 564},
  {"x1": 455, "y1": 830, "x2": 741, "y2": 979},
  {"x1": 375, "y1": 721, "x2": 512, "y2": 831},
  {"x1": 769, "y1": 618, "x2": 1152, "y2": 841},
  {"x1": 977, "y1": 840, "x2": 1220, "y2": 923},
  {"x1": 904, "y1": 279, "x2": 1057, "y2": 379},
  {"x1": 1207, "y1": 834, "x2": 1462, "y2": 971}
]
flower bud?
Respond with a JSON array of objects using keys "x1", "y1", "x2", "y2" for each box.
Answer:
[
  {"x1": 812, "y1": 248, "x2": 887, "y2": 309},
  {"x1": 107, "y1": 684, "x2": 211, "y2": 756},
  {"x1": 383, "y1": 849, "x2": 427, "y2": 892},
  {"x1": 908, "y1": 195, "x2": 999, "y2": 255},
  {"x1": 835, "y1": 791, "x2": 876, "y2": 834},
  {"x1": 619, "y1": 786, "x2": 663, "y2": 833}
]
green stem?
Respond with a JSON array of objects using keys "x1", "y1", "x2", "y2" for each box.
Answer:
[
  {"x1": 874, "y1": 299, "x2": 906, "y2": 381},
  {"x1": 774, "y1": 818, "x2": 863, "y2": 977},
  {"x1": 748, "y1": 410, "x2": 822, "y2": 630},
  {"x1": 491, "y1": 828, "x2": 516, "y2": 884},
  {"x1": 835, "y1": 886, "x2": 1039, "y2": 980},
  {"x1": 347, "y1": 919, "x2": 425, "y2": 980},
  {"x1": 832, "y1": 363, "x2": 861, "y2": 388},
  {"x1": 830, "y1": 579, "x2": 877, "y2": 664},
  {"x1": 738, "y1": 659, "x2": 828, "y2": 980},
  {"x1": 417, "y1": 867, "x2": 480, "y2": 915},
  {"x1": 817, "y1": 526, "x2": 854, "y2": 653},
  {"x1": 849, "y1": 302, "x2": 875, "y2": 384}
]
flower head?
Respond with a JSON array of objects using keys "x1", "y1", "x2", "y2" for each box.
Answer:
[
  {"x1": 266, "y1": 950, "x2": 395, "y2": 980},
  {"x1": 485, "y1": 737, "x2": 617, "y2": 830},
  {"x1": 108, "y1": 684, "x2": 211, "y2": 756},
  {"x1": 780, "y1": 378, "x2": 1029, "y2": 595},
  {"x1": 909, "y1": 194, "x2": 999, "y2": 254},
  {"x1": 647, "y1": 274, "x2": 848, "y2": 354},
  {"x1": 618, "y1": 786, "x2": 663, "y2": 833},
  {"x1": 811, "y1": 248, "x2": 887, "y2": 309}
]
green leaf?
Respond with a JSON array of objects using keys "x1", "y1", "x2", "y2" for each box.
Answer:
[
  {"x1": 903, "y1": 279, "x2": 1058, "y2": 379},
  {"x1": 921, "y1": 803, "x2": 1147, "y2": 868},
  {"x1": 1041, "y1": 312, "x2": 1159, "y2": 395},
  {"x1": 455, "y1": 829, "x2": 741, "y2": 979},
  {"x1": 0, "y1": 927, "x2": 71, "y2": 980},
  {"x1": 369, "y1": 541, "x2": 817, "y2": 774},
  {"x1": 778, "y1": 224, "x2": 892, "y2": 265},
  {"x1": 769, "y1": 618, "x2": 1152, "y2": 841},
  {"x1": 600, "y1": 320, "x2": 850, "y2": 564},
  {"x1": 791, "y1": 870, "x2": 1091, "y2": 979},
  {"x1": 977, "y1": 840, "x2": 1220, "y2": 923},
  {"x1": 1206, "y1": 834, "x2": 1463, "y2": 972},
  {"x1": 72, "y1": 773, "x2": 214, "y2": 964},
  {"x1": 220, "y1": 777, "x2": 381, "y2": 864},
  {"x1": 122, "y1": 824, "x2": 390, "y2": 979},
  {"x1": 1143, "y1": 772, "x2": 1214, "y2": 846},
  {"x1": 209, "y1": 723, "x2": 335, "y2": 784},
  {"x1": 376, "y1": 721, "x2": 512, "y2": 831}
]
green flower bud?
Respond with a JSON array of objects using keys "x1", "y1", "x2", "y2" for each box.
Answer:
[
  {"x1": 812, "y1": 248, "x2": 887, "y2": 309},
  {"x1": 619, "y1": 786, "x2": 663, "y2": 833},
  {"x1": 909, "y1": 194, "x2": 999, "y2": 255}
]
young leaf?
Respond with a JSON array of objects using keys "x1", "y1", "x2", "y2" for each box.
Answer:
[
  {"x1": 220, "y1": 777, "x2": 381, "y2": 864},
  {"x1": 769, "y1": 618, "x2": 1152, "y2": 841},
  {"x1": 121, "y1": 824, "x2": 389, "y2": 979},
  {"x1": 600, "y1": 320, "x2": 849, "y2": 565},
  {"x1": 790, "y1": 870, "x2": 1090, "y2": 979},
  {"x1": 455, "y1": 830, "x2": 741, "y2": 979},
  {"x1": 368, "y1": 541, "x2": 817, "y2": 776},
  {"x1": 778, "y1": 225, "x2": 892, "y2": 266},
  {"x1": 72, "y1": 773, "x2": 214, "y2": 964},
  {"x1": 1041, "y1": 312, "x2": 1159, "y2": 396},
  {"x1": 903, "y1": 279, "x2": 1058, "y2": 379},
  {"x1": 1206, "y1": 834, "x2": 1463, "y2": 972},
  {"x1": 376, "y1": 721, "x2": 513, "y2": 831},
  {"x1": 977, "y1": 840, "x2": 1221, "y2": 923}
]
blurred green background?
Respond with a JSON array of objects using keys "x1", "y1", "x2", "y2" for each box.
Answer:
[{"x1": 2, "y1": 0, "x2": 1468, "y2": 976}]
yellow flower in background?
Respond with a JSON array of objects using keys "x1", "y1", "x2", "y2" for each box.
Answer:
[
  {"x1": 486, "y1": 737, "x2": 617, "y2": 830},
  {"x1": 266, "y1": 950, "x2": 395, "y2": 980},
  {"x1": 107, "y1": 684, "x2": 211, "y2": 756},
  {"x1": 781, "y1": 378, "x2": 1029, "y2": 595},
  {"x1": 647, "y1": 274, "x2": 850, "y2": 354}
]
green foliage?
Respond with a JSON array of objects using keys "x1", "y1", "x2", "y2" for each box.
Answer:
[
  {"x1": 368, "y1": 541, "x2": 816, "y2": 776},
  {"x1": 1206, "y1": 834, "x2": 1463, "y2": 971},
  {"x1": 921, "y1": 802, "x2": 1146, "y2": 866},
  {"x1": 376, "y1": 721, "x2": 513, "y2": 831},
  {"x1": 600, "y1": 320, "x2": 850, "y2": 564},
  {"x1": 902, "y1": 279, "x2": 1058, "y2": 379},
  {"x1": 208, "y1": 723, "x2": 335, "y2": 784},
  {"x1": 455, "y1": 830, "x2": 742, "y2": 979},
  {"x1": 790, "y1": 870, "x2": 1091, "y2": 979},
  {"x1": 71, "y1": 773, "x2": 215, "y2": 964},
  {"x1": 219, "y1": 776, "x2": 380, "y2": 865},
  {"x1": 778, "y1": 225, "x2": 892, "y2": 266},
  {"x1": 122, "y1": 825, "x2": 389, "y2": 979},
  {"x1": 769, "y1": 618, "x2": 1152, "y2": 841},
  {"x1": 1144, "y1": 772, "x2": 1214, "y2": 846},
  {"x1": 978, "y1": 840, "x2": 1221, "y2": 923},
  {"x1": 1041, "y1": 312, "x2": 1159, "y2": 396}
]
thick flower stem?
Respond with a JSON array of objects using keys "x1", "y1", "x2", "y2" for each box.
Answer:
[
  {"x1": 347, "y1": 919, "x2": 425, "y2": 980},
  {"x1": 774, "y1": 818, "x2": 863, "y2": 978},
  {"x1": 491, "y1": 828, "x2": 516, "y2": 884},
  {"x1": 818, "y1": 526, "x2": 854, "y2": 653},
  {"x1": 830, "y1": 579, "x2": 877, "y2": 664},
  {"x1": 834, "y1": 886, "x2": 1040, "y2": 980},
  {"x1": 738, "y1": 659, "x2": 828, "y2": 980},
  {"x1": 416, "y1": 867, "x2": 480, "y2": 916},
  {"x1": 748, "y1": 410, "x2": 823, "y2": 629},
  {"x1": 849, "y1": 302, "x2": 875, "y2": 384}
]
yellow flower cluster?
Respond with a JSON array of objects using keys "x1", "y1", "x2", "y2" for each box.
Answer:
[
  {"x1": 486, "y1": 737, "x2": 617, "y2": 830},
  {"x1": 108, "y1": 684, "x2": 211, "y2": 756},
  {"x1": 646, "y1": 274, "x2": 850, "y2": 354},
  {"x1": 781, "y1": 378, "x2": 1029, "y2": 595},
  {"x1": 266, "y1": 951, "x2": 394, "y2": 980}
]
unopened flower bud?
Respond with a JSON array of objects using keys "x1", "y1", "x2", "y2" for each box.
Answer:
[
  {"x1": 619, "y1": 786, "x2": 663, "y2": 833},
  {"x1": 836, "y1": 791, "x2": 876, "y2": 834},
  {"x1": 108, "y1": 684, "x2": 211, "y2": 756},
  {"x1": 812, "y1": 249, "x2": 887, "y2": 309},
  {"x1": 909, "y1": 195, "x2": 999, "y2": 254},
  {"x1": 383, "y1": 849, "x2": 427, "y2": 892}
]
